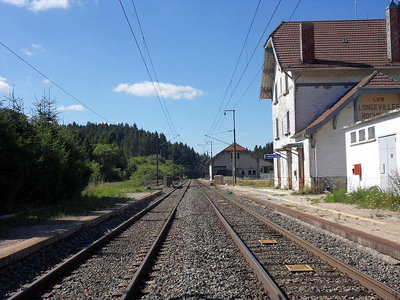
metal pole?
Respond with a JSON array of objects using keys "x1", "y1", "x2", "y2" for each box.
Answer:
[
  {"x1": 233, "y1": 110, "x2": 237, "y2": 185},
  {"x1": 156, "y1": 137, "x2": 159, "y2": 186},
  {"x1": 210, "y1": 141, "x2": 213, "y2": 181}
]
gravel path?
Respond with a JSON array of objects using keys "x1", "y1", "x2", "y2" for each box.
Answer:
[
  {"x1": 140, "y1": 184, "x2": 269, "y2": 299},
  {"x1": 216, "y1": 187, "x2": 400, "y2": 294}
]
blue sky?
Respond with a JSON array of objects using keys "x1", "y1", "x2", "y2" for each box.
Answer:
[{"x1": 0, "y1": 0, "x2": 389, "y2": 155}]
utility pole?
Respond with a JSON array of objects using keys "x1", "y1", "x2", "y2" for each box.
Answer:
[
  {"x1": 224, "y1": 109, "x2": 237, "y2": 185},
  {"x1": 156, "y1": 136, "x2": 159, "y2": 186},
  {"x1": 208, "y1": 141, "x2": 213, "y2": 181}
]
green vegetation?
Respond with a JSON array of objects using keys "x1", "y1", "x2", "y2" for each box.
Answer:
[
  {"x1": 1, "y1": 89, "x2": 206, "y2": 215},
  {"x1": 325, "y1": 187, "x2": 400, "y2": 211},
  {"x1": 0, "y1": 180, "x2": 149, "y2": 237},
  {"x1": 235, "y1": 179, "x2": 274, "y2": 187},
  {"x1": 292, "y1": 186, "x2": 319, "y2": 195}
]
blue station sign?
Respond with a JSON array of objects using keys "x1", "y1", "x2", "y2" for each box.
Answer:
[{"x1": 264, "y1": 154, "x2": 281, "y2": 159}]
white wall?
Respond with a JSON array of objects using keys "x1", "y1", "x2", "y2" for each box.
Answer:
[{"x1": 345, "y1": 112, "x2": 400, "y2": 192}]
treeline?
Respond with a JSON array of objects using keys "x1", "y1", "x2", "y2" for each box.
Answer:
[
  {"x1": 66, "y1": 122, "x2": 207, "y2": 180},
  {"x1": 0, "y1": 92, "x2": 206, "y2": 214},
  {"x1": 253, "y1": 142, "x2": 273, "y2": 158},
  {"x1": 1, "y1": 92, "x2": 90, "y2": 214}
]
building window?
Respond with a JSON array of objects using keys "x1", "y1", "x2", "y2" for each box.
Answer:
[
  {"x1": 275, "y1": 118, "x2": 279, "y2": 139},
  {"x1": 359, "y1": 129, "x2": 366, "y2": 141},
  {"x1": 368, "y1": 126, "x2": 375, "y2": 139},
  {"x1": 350, "y1": 131, "x2": 356, "y2": 143},
  {"x1": 274, "y1": 83, "x2": 278, "y2": 102},
  {"x1": 230, "y1": 152, "x2": 233, "y2": 160},
  {"x1": 237, "y1": 153, "x2": 240, "y2": 159},
  {"x1": 248, "y1": 170, "x2": 252, "y2": 175},
  {"x1": 252, "y1": 170, "x2": 256, "y2": 175},
  {"x1": 286, "y1": 111, "x2": 290, "y2": 134},
  {"x1": 284, "y1": 73, "x2": 289, "y2": 94}
]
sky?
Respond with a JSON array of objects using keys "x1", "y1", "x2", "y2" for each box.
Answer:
[{"x1": 0, "y1": 0, "x2": 390, "y2": 156}]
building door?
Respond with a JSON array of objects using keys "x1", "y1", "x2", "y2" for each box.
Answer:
[
  {"x1": 379, "y1": 134, "x2": 397, "y2": 190},
  {"x1": 277, "y1": 157, "x2": 281, "y2": 186},
  {"x1": 298, "y1": 147, "x2": 305, "y2": 190},
  {"x1": 287, "y1": 150, "x2": 293, "y2": 189}
]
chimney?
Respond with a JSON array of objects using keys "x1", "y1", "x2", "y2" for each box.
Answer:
[
  {"x1": 386, "y1": 0, "x2": 400, "y2": 62},
  {"x1": 300, "y1": 22, "x2": 315, "y2": 63}
]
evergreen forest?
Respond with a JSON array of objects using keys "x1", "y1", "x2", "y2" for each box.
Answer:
[{"x1": 0, "y1": 92, "x2": 207, "y2": 214}]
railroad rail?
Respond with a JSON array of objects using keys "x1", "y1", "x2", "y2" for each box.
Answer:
[
  {"x1": 7, "y1": 181, "x2": 189, "y2": 300},
  {"x1": 197, "y1": 180, "x2": 400, "y2": 300}
]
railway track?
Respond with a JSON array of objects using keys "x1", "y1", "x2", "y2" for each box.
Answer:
[
  {"x1": 197, "y1": 180, "x2": 400, "y2": 300},
  {"x1": 6, "y1": 182, "x2": 189, "y2": 299},
  {"x1": 4, "y1": 180, "x2": 399, "y2": 299}
]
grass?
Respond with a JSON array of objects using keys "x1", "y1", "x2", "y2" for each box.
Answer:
[
  {"x1": 235, "y1": 179, "x2": 274, "y2": 188},
  {"x1": 0, "y1": 180, "x2": 150, "y2": 238},
  {"x1": 325, "y1": 187, "x2": 400, "y2": 211},
  {"x1": 291, "y1": 186, "x2": 319, "y2": 195}
]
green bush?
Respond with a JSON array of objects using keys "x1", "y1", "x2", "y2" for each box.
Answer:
[{"x1": 324, "y1": 187, "x2": 400, "y2": 211}]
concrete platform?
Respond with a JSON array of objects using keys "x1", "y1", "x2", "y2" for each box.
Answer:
[{"x1": 0, "y1": 191, "x2": 161, "y2": 268}]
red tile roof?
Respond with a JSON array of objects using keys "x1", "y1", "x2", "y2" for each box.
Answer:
[
  {"x1": 271, "y1": 19, "x2": 400, "y2": 70},
  {"x1": 298, "y1": 71, "x2": 400, "y2": 134},
  {"x1": 223, "y1": 143, "x2": 247, "y2": 151}
]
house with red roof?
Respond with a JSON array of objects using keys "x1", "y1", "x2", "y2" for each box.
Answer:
[
  {"x1": 206, "y1": 143, "x2": 260, "y2": 179},
  {"x1": 260, "y1": 1, "x2": 400, "y2": 191}
]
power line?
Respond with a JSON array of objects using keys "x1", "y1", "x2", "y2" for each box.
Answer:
[
  {"x1": 0, "y1": 41, "x2": 109, "y2": 122},
  {"x1": 118, "y1": 0, "x2": 177, "y2": 135},
  {"x1": 207, "y1": 0, "x2": 262, "y2": 137},
  {"x1": 209, "y1": 0, "x2": 283, "y2": 138},
  {"x1": 130, "y1": 0, "x2": 177, "y2": 135},
  {"x1": 231, "y1": 0, "x2": 302, "y2": 110}
]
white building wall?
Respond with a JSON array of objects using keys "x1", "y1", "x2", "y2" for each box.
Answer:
[
  {"x1": 313, "y1": 102, "x2": 354, "y2": 178},
  {"x1": 345, "y1": 112, "x2": 400, "y2": 192}
]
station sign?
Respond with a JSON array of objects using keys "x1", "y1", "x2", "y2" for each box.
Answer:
[{"x1": 264, "y1": 154, "x2": 281, "y2": 159}]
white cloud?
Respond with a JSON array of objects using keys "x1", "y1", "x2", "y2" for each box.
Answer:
[
  {"x1": 30, "y1": 0, "x2": 69, "y2": 11},
  {"x1": 0, "y1": 77, "x2": 12, "y2": 93},
  {"x1": 0, "y1": 0, "x2": 70, "y2": 11},
  {"x1": 0, "y1": 0, "x2": 28, "y2": 7},
  {"x1": 114, "y1": 81, "x2": 204, "y2": 100},
  {"x1": 22, "y1": 43, "x2": 45, "y2": 56},
  {"x1": 57, "y1": 104, "x2": 86, "y2": 111}
]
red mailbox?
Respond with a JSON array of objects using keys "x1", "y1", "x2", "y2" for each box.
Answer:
[{"x1": 352, "y1": 164, "x2": 362, "y2": 175}]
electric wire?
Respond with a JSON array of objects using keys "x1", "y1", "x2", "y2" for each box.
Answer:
[
  {"x1": 231, "y1": 0, "x2": 302, "y2": 109},
  {"x1": 207, "y1": 0, "x2": 262, "y2": 137},
  {"x1": 209, "y1": 0, "x2": 283, "y2": 138},
  {"x1": 130, "y1": 0, "x2": 177, "y2": 135},
  {"x1": 0, "y1": 41, "x2": 109, "y2": 123},
  {"x1": 118, "y1": 0, "x2": 177, "y2": 135}
]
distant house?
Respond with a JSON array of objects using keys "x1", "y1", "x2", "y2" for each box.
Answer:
[
  {"x1": 259, "y1": 1, "x2": 400, "y2": 191},
  {"x1": 207, "y1": 143, "x2": 260, "y2": 179},
  {"x1": 345, "y1": 109, "x2": 400, "y2": 192}
]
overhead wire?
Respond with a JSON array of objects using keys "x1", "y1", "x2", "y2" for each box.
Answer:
[
  {"x1": 129, "y1": 0, "x2": 177, "y2": 135},
  {"x1": 207, "y1": 0, "x2": 262, "y2": 138},
  {"x1": 0, "y1": 41, "x2": 109, "y2": 123},
  {"x1": 118, "y1": 0, "x2": 177, "y2": 135},
  {"x1": 210, "y1": 0, "x2": 283, "y2": 138},
  {"x1": 231, "y1": 0, "x2": 303, "y2": 109}
]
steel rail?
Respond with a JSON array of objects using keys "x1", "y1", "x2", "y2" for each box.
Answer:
[
  {"x1": 195, "y1": 180, "x2": 288, "y2": 300},
  {"x1": 207, "y1": 182, "x2": 400, "y2": 300},
  {"x1": 8, "y1": 182, "x2": 187, "y2": 300},
  {"x1": 121, "y1": 180, "x2": 191, "y2": 299}
]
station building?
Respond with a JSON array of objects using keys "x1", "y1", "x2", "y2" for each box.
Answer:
[
  {"x1": 260, "y1": 1, "x2": 400, "y2": 191},
  {"x1": 345, "y1": 109, "x2": 400, "y2": 192},
  {"x1": 207, "y1": 143, "x2": 260, "y2": 179}
]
